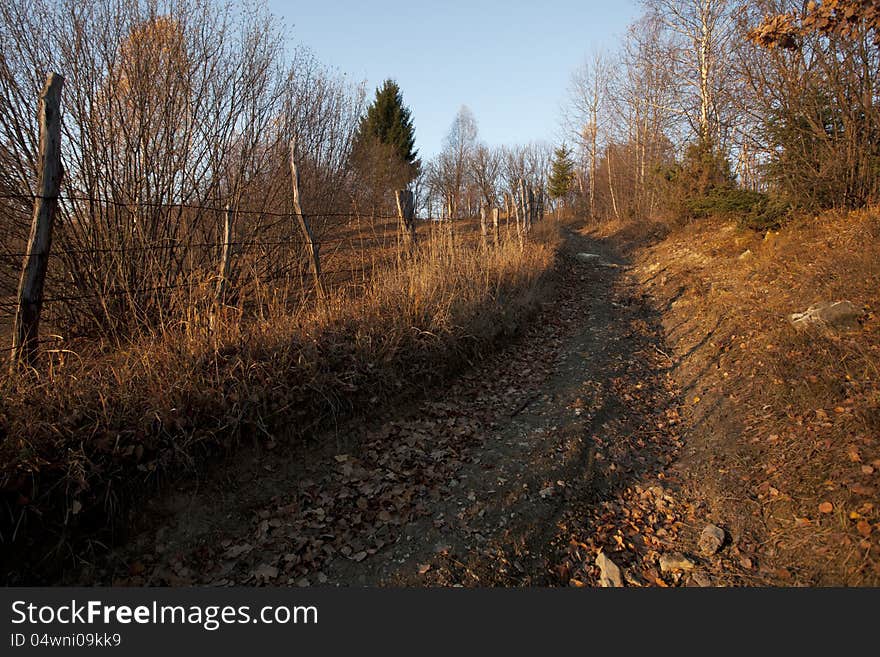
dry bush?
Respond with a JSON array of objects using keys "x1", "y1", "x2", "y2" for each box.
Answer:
[
  {"x1": 0, "y1": 222, "x2": 559, "y2": 582},
  {"x1": 0, "y1": 0, "x2": 364, "y2": 338}
]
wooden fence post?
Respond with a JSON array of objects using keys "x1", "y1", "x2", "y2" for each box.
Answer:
[
  {"x1": 528, "y1": 185, "x2": 536, "y2": 231},
  {"x1": 491, "y1": 207, "x2": 500, "y2": 244},
  {"x1": 505, "y1": 187, "x2": 519, "y2": 240},
  {"x1": 518, "y1": 179, "x2": 530, "y2": 239},
  {"x1": 289, "y1": 138, "x2": 325, "y2": 301},
  {"x1": 10, "y1": 72, "x2": 64, "y2": 372},
  {"x1": 215, "y1": 204, "x2": 233, "y2": 302},
  {"x1": 395, "y1": 189, "x2": 416, "y2": 253},
  {"x1": 479, "y1": 203, "x2": 489, "y2": 245}
]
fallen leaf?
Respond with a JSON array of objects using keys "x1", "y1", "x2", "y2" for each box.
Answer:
[
  {"x1": 856, "y1": 520, "x2": 872, "y2": 537},
  {"x1": 417, "y1": 563, "x2": 432, "y2": 575},
  {"x1": 819, "y1": 501, "x2": 834, "y2": 514},
  {"x1": 225, "y1": 543, "x2": 253, "y2": 559},
  {"x1": 253, "y1": 564, "x2": 278, "y2": 581}
]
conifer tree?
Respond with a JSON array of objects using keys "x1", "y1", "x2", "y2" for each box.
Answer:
[
  {"x1": 352, "y1": 79, "x2": 419, "y2": 181},
  {"x1": 548, "y1": 143, "x2": 576, "y2": 202}
]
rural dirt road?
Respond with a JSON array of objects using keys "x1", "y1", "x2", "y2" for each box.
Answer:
[{"x1": 85, "y1": 226, "x2": 756, "y2": 587}]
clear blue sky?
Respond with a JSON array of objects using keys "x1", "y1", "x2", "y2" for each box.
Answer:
[{"x1": 268, "y1": 1, "x2": 638, "y2": 160}]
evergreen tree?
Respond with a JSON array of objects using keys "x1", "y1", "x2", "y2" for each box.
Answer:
[
  {"x1": 352, "y1": 79, "x2": 419, "y2": 181},
  {"x1": 548, "y1": 143, "x2": 576, "y2": 201}
]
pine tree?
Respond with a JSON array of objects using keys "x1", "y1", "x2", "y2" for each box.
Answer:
[
  {"x1": 352, "y1": 80, "x2": 419, "y2": 181},
  {"x1": 548, "y1": 143, "x2": 576, "y2": 201}
]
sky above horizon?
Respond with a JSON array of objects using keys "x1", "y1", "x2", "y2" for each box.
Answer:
[{"x1": 268, "y1": 0, "x2": 639, "y2": 160}]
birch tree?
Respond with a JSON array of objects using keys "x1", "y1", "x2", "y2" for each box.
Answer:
[
  {"x1": 644, "y1": 0, "x2": 737, "y2": 150},
  {"x1": 566, "y1": 51, "x2": 613, "y2": 218}
]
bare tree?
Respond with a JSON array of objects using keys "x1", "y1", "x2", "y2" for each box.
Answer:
[
  {"x1": 644, "y1": 0, "x2": 737, "y2": 150},
  {"x1": 565, "y1": 51, "x2": 613, "y2": 217},
  {"x1": 438, "y1": 105, "x2": 478, "y2": 218},
  {"x1": 0, "y1": 0, "x2": 363, "y2": 334},
  {"x1": 469, "y1": 143, "x2": 502, "y2": 207},
  {"x1": 736, "y1": 0, "x2": 880, "y2": 207}
]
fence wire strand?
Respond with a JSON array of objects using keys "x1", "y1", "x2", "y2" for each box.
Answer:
[{"x1": 0, "y1": 190, "x2": 491, "y2": 350}]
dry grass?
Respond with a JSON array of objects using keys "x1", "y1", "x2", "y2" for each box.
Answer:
[
  {"x1": 0, "y1": 221, "x2": 560, "y2": 582},
  {"x1": 617, "y1": 208, "x2": 880, "y2": 584}
]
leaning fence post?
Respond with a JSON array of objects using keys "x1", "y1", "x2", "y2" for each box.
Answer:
[
  {"x1": 518, "y1": 179, "x2": 528, "y2": 241},
  {"x1": 289, "y1": 138, "x2": 325, "y2": 302},
  {"x1": 395, "y1": 189, "x2": 416, "y2": 254},
  {"x1": 527, "y1": 185, "x2": 535, "y2": 233},
  {"x1": 10, "y1": 72, "x2": 64, "y2": 373},
  {"x1": 215, "y1": 204, "x2": 233, "y2": 302}
]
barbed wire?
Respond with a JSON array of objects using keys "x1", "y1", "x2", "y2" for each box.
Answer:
[
  {"x1": 0, "y1": 338, "x2": 68, "y2": 353},
  {"x1": 0, "y1": 192, "x2": 407, "y2": 221},
  {"x1": 0, "y1": 191, "x2": 457, "y2": 261},
  {"x1": 0, "y1": 192, "x2": 486, "y2": 324},
  {"x1": 0, "y1": 260, "x2": 413, "y2": 315},
  {"x1": 0, "y1": 234, "x2": 413, "y2": 259}
]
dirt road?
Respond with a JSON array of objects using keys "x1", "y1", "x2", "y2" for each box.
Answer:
[{"x1": 84, "y1": 226, "x2": 753, "y2": 587}]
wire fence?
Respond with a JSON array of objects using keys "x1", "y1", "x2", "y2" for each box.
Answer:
[{"x1": 0, "y1": 191, "x2": 496, "y2": 351}]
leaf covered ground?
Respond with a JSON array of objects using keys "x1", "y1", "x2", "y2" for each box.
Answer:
[{"x1": 75, "y1": 213, "x2": 879, "y2": 587}]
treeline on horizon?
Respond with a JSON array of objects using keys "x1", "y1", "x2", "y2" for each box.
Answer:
[{"x1": 557, "y1": 0, "x2": 880, "y2": 230}]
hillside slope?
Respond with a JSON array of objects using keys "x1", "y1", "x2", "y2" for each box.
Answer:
[{"x1": 614, "y1": 211, "x2": 880, "y2": 585}]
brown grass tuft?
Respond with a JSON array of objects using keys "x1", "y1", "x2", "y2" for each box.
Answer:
[{"x1": 0, "y1": 223, "x2": 560, "y2": 583}]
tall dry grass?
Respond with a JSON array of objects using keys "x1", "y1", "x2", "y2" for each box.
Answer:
[{"x1": 0, "y1": 220, "x2": 560, "y2": 582}]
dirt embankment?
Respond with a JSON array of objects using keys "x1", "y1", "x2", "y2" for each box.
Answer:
[{"x1": 607, "y1": 211, "x2": 880, "y2": 585}]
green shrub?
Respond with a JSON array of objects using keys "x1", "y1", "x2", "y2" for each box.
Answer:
[{"x1": 686, "y1": 187, "x2": 791, "y2": 231}]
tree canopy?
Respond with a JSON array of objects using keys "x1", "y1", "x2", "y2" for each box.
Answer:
[
  {"x1": 352, "y1": 79, "x2": 419, "y2": 179},
  {"x1": 547, "y1": 143, "x2": 576, "y2": 201}
]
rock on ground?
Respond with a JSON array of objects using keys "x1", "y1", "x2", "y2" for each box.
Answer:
[
  {"x1": 699, "y1": 524, "x2": 726, "y2": 556},
  {"x1": 595, "y1": 552, "x2": 623, "y2": 587},
  {"x1": 688, "y1": 572, "x2": 713, "y2": 587},
  {"x1": 789, "y1": 300, "x2": 860, "y2": 329},
  {"x1": 659, "y1": 553, "x2": 695, "y2": 573}
]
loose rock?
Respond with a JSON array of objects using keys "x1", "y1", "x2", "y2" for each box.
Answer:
[
  {"x1": 688, "y1": 572, "x2": 713, "y2": 587},
  {"x1": 659, "y1": 552, "x2": 695, "y2": 573},
  {"x1": 595, "y1": 552, "x2": 624, "y2": 587},
  {"x1": 789, "y1": 301, "x2": 860, "y2": 329},
  {"x1": 698, "y1": 524, "x2": 726, "y2": 556}
]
